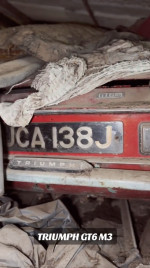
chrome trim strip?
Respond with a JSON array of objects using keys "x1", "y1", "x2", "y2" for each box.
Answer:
[{"x1": 6, "y1": 168, "x2": 150, "y2": 192}]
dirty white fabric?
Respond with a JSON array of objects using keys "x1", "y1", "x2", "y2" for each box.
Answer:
[
  {"x1": 0, "y1": 197, "x2": 77, "y2": 230},
  {"x1": 42, "y1": 243, "x2": 117, "y2": 268},
  {"x1": 0, "y1": 224, "x2": 46, "y2": 268},
  {"x1": 0, "y1": 56, "x2": 43, "y2": 88},
  {"x1": 1, "y1": 39, "x2": 150, "y2": 127},
  {"x1": 0, "y1": 24, "x2": 106, "y2": 63},
  {"x1": 0, "y1": 197, "x2": 117, "y2": 268},
  {"x1": 137, "y1": 265, "x2": 150, "y2": 268},
  {"x1": 83, "y1": 218, "x2": 124, "y2": 264},
  {"x1": 0, "y1": 56, "x2": 86, "y2": 127},
  {"x1": 0, "y1": 24, "x2": 142, "y2": 63},
  {"x1": 0, "y1": 225, "x2": 117, "y2": 268}
]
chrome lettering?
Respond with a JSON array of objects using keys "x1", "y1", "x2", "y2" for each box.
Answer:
[
  {"x1": 40, "y1": 162, "x2": 45, "y2": 166},
  {"x1": 49, "y1": 162, "x2": 56, "y2": 167},
  {"x1": 25, "y1": 161, "x2": 30, "y2": 165}
]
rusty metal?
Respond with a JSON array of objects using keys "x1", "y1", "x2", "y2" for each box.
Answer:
[{"x1": 5, "y1": 181, "x2": 150, "y2": 199}]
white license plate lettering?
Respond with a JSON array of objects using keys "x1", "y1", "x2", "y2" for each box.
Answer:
[
  {"x1": 59, "y1": 126, "x2": 75, "y2": 149},
  {"x1": 95, "y1": 125, "x2": 112, "y2": 149},
  {"x1": 6, "y1": 122, "x2": 123, "y2": 154}
]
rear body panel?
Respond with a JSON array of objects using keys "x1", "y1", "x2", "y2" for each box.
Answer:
[
  {"x1": 2, "y1": 83, "x2": 150, "y2": 198},
  {"x1": 4, "y1": 113, "x2": 150, "y2": 159}
]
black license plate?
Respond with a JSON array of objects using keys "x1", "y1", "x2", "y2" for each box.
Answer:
[{"x1": 5, "y1": 122, "x2": 123, "y2": 154}]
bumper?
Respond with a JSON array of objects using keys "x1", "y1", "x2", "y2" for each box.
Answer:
[{"x1": 6, "y1": 167, "x2": 150, "y2": 195}]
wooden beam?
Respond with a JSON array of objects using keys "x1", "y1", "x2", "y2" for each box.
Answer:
[{"x1": 0, "y1": 0, "x2": 32, "y2": 25}]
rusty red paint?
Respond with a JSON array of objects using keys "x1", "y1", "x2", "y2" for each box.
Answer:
[
  {"x1": 8, "y1": 113, "x2": 150, "y2": 159},
  {"x1": 130, "y1": 16, "x2": 150, "y2": 39},
  {"x1": 6, "y1": 112, "x2": 150, "y2": 198},
  {"x1": 6, "y1": 181, "x2": 150, "y2": 199},
  {"x1": 100, "y1": 164, "x2": 150, "y2": 171}
]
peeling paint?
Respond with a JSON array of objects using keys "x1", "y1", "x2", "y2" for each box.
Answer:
[{"x1": 108, "y1": 187, "x2": 117, "y2": 194}]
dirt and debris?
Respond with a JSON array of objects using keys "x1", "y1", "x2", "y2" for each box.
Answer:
[{"x1": 0, "y1": 191, "x2": 149, "y2": 268}]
